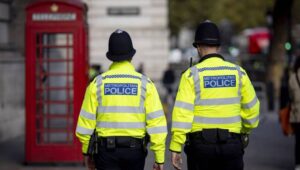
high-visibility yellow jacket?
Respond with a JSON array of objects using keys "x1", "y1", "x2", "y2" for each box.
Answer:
[
  {"x1": 170, "y1": 54, "x2": 260, "y2": 152},
  {"x1": 76, "y1": 61, "x2": 167, "y2": 163}
]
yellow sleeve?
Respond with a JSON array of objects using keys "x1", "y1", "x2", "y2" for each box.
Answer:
[
  {"x1": 75, "y1": 80, "x2": 98, "y2": 154},
  {"x1": 145, "y1": 80, "x2": 167, "y2": 164},
  {"x1": 240, "y1": 69, "x2": 260, "y2": 134},
  {"x1": 170, "y1": 70, "x2": 195, "y2": 152}
]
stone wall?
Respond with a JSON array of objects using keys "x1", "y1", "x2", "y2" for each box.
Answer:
[
  {"x1": 83, "y1": 0, "x2": 169, "y2": 80},
  {"x1": 0, "y1": 0, "x2": 33, "y2": 142},
  {"x1": 0, "y1": 53, "x2": 25, "y2": 142}
]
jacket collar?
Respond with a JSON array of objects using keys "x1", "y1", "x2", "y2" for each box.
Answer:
[
  {"x1": 109, "y1": 61, "x2": 135, "y2": 71},
  {"x1": 199, "y1": 53, "x2": 224, "y2": 63}
]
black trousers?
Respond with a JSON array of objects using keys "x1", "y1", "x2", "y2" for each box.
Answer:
[
  {"x1": 93, "y1": 146, "x2": 147, "y2": 170},
  {"x1": 185, "y1": 134, "x2": 244, "y2": 170},
  {"x1": 292, "y1": 123, "x2": 300, "y2": 165}
]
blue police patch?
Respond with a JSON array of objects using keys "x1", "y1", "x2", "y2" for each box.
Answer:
[
  {"x1": 104, "y1": 83, "x2": 138, "y2": 95},
  {"x1": 203, "y1": 75, "x2": 236, "y2": 88}
]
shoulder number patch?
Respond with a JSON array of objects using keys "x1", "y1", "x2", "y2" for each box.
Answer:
[
  {"x1": 203, "y1": 75, "x2": 236, "y2": 88},
  {"x1": 104, "y1": 83, "x2": 138, "y2": 95}
]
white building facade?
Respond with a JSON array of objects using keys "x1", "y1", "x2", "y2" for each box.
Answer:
[{"x1": 83, "y1": 0, "x2": 169, "y2": 80}]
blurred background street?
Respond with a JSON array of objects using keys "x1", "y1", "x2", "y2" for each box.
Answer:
[{"x1": 1, "y1": 0, "x2": 300, "y2": 169}]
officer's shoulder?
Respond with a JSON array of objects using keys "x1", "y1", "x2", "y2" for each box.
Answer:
[
  {"x1": 93, "y1": 73, "x2": 105, "y2": 82},
  {"x1": 140, "y1": 74, "x2": 153, "y2": 84},
  {"x1": 181, "y1": 65, "x2": 198, "y2": 78},
  {"x1": 235, "y1": 64, "x2": 247, "y2": 76},
  {"x1": 90, "y1": 72, "x2": 108, "y2": 87},
  {"x1": 225, "y1": 61, "x2": 247, "y2": 75},
  {"x1": 181, "y1": 68, "x2": 189, "y2": 75}
]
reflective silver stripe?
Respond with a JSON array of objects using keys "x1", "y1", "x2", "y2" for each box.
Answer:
[
  {"x1": 242, "y1": 115, "x2": 259, "y2": 125},
  {"x1": 194, "y1": 115, "x2": 241, "y2": 124},
  {"x1": 80, "y1": 109, "x2": 96, "y2": 120},
  {"x1": 140, "y1": 75, "x2": 148, "y2": 112},
  {"x1": 147, "y1": 110, "x2": 165, "y2": 120},
  {"x1": 103, "y1": 74, "x2": 141, "y2": 80},
  {"x1": 242, "y1": 97, "x2": 258, "y2": 109},
  {"x1": 198, "y1": 97, "x2": 241, "y2": 105},
  {"x1": 96, "y1": 75, "x2": 103, "y2": 107},
  {"x1": 98, "y1": 106, "x2": 143, "y2": 113},
  {"x1": 76, "y1": 125, "x2": 94, "y2": 135},
  {"x1": 97, "y1": 121, "x2": 145, "y2": 129},
  {"x1": 198, "y1": 66, "x2": 238, "y2": 72},
  {"x1": 147, "y1": 126, "x2": 167, "y2": 134},
  {"x1": 236, "y1": 65, "x2": 242, "y2": 97},
  {"x1": 172, "y1": 121, "x2": 192, "y2": 129},
  {"x1": 191, "y1": 66, "x2": 201, "y2": 105},
  {"x1": 174, "y1": 101, "x2": 194, "y2": 111}
]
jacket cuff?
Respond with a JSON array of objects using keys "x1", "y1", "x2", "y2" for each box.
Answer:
[
  {"x1": 154, "y1": 150, "x2": 165, "y2": 164},
  {"x1": 155, "y1": 161, "x2": 164, "y2": 165},
  {"x1": 82, "y1": 143, "x2": 89, "y2": 154},
  {"x1": 241, "y1": 127, "x2": 251, "y2": 134},
  {"x1": 169, "y1": 149, "x2": 181, "y2": 153},
  {"x1": 170, "y1": 141, "x2": 182, "y2": 153}
]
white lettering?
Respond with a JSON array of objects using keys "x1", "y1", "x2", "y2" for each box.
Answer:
[
  {"x1": 32, "y1": 13, "x2": 76, "y2": 21},
  {"x1": 230, "y1": 80, "x2": 235, "y2": 86},
  {"x1": 204, "y1": 81, "x2": 210, "y2": 87},
  {"x1": 111, "y1": 88, "x2": 117, "y2": 94},
  {"x1": 132, "y1": 88, "x2": 137, "y2": 95},
  {"x1": 124, "y1": 88, "x2": 131, "y2": 94},
  {"x1": 210, "y1": 81, "x2": 217, "y2": 87},
  {"x1": 105, "y1": 88, "x2": 111, "y2": 94},
  {"x1": 224, "y1": 80, "x2": 230, "y2": 86}
]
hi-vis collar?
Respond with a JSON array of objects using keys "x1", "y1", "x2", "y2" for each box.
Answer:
[{"x1": 199, "y1": 53, "x2": 224, "y2": 63}]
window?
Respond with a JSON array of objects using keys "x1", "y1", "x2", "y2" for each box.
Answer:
[
  {"x1": 0, "y1": 1, "x2": 11, "y2": 50},
  {"x1": 107, "y1": 7, "x2": 140, "y2": 16}
]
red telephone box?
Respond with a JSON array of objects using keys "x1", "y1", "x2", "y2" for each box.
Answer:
[{"x1": 25, "y1": 0, "x2": 88, "y2": 163}]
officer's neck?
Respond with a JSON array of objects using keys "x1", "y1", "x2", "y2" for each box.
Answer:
[
  {"x1": 198, "y1": 48, "x2": 224, "y2": 63},
  {"x1": 199, "y1": 48, "x2": 218, "y2": 56}
]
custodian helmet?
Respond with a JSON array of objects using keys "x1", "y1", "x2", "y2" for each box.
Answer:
[
  {"x1": 106, "y1": 29, "x2": 136, "y2": 62},
  {"x1": 193, "y1": 20, "x2": 221, "y2": 48}
]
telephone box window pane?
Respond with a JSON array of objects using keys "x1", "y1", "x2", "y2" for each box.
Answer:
[
  {"x1": 43, "y1": 48, "x2": 69, "y2": 60},
  {"x1": 39, "y1": 90, "x2": 68, "y2": 102},
  {"x1": 47, "y1": 75, "x2": 72, "y2": 87},
  {"x1": 43, "y1": 62, "x2": 73, "y2": 74},
  {"x1": 42, "y1": 33, "x2": 72, "y2": 46},
  {"x1": 48, "y1": 104, "x2": 68, "y2": 115},
  {"x1": 47, "y1": 119, "x2": 69, "y2": 129},
  {"x1": 68, "y1": 48, "x2": 73, "y2": 59},
  {"x1": 47, "y1": 132, "x2": 73, "y2": 143},
  {"x1": 45, "y1": 133, "x2": 68, "y2": 143},
  {"x1": 40, "y1": 104, "x2": 71, "y2": 116}
]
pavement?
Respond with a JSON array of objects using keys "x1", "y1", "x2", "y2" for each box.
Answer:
[{"x1": 0, "y1": 110, "x2": 295, "y2": 170}]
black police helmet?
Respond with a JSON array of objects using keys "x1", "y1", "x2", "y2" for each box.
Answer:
[
  {"x1": 193, "y1": 20, "x2": 221, "y2": 48},
  {"x1": 106, "y1": 29, "x2": 136, "y2": 62}
]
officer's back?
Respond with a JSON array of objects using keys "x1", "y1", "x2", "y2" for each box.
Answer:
[
  {"x1": 170, "y1": 21, "x2": 260, "y2": 170},
  {"x1": 76, "y1": 29, "x2": 167, "y2": 170}
]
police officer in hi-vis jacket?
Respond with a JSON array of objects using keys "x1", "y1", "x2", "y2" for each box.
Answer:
[
  {"x1": 76, "y1": 29, "x2": 167, "y2": 170},
  {"x1": 170, "y1": 21, "x2": 260, "y2": 170}
]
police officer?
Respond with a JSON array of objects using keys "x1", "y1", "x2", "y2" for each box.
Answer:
[
  {"x1": 170, "y1": 21, "x2": 260, "y2": 170},
  {"x1": 76, "y1": 29, "x2": 167, "y2": 170}
]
